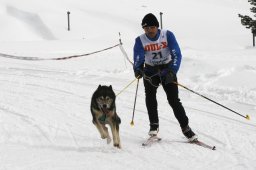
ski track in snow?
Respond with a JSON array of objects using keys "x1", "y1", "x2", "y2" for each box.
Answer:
[{"x1": 1, "y1": 57, "x2": 256, "y2": 170}]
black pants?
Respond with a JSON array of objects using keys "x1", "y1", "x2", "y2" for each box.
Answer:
[{"x1": 143, "y1": 74, "x2": 189, "y2": 129}]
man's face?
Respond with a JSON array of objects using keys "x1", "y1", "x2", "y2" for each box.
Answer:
[{"x1": 143, "y1": 26, "x2": 158, "y2": 38}]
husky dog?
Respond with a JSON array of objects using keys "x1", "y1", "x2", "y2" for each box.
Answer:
[{"x1": 90, "y1": 85, "x2": 121, "y2": 148}]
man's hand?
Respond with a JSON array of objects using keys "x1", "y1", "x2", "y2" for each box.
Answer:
[
  {"x1": 134, "y1": 69, "x2": 144, "y2": 79},
  {"x1": 161, "y1": 68, "x2": 176, "y2": 84}
]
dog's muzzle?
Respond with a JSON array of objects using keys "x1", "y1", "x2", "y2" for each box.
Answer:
[{"x1": 101, "y1": 105, "x2": 109, "y2": 114}]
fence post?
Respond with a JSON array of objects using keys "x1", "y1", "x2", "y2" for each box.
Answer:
[
  {"x1": 160, "y1": 12, "x2": 163, "y2": 29},
  {"x1": 67, "y1": 11, "x2": 71, "y2": 31}
]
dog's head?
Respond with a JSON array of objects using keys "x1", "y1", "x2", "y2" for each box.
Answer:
[{"x1": 94, "y1": 85, "x2": 116, "y2": 112}]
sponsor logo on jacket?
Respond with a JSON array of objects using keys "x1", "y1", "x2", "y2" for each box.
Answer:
[{"x1": 144, "y1": 42, "x2": 167, "y2": 51}]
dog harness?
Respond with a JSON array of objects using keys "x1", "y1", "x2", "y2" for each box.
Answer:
[{"x1": 98, "y1": 107, "x2": 109, "y2": 123}]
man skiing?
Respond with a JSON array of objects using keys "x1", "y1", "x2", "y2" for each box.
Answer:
[{"x1": 133, "y1": 13, "x2": 197, "y2": 141}]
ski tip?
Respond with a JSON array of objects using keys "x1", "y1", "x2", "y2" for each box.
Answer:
[
  {"x1": 212, "y1": 146, "x2": 216, "y2": 150},
  {"x1": 246, "y1": 114, "x2": 250, "y2": 120}
]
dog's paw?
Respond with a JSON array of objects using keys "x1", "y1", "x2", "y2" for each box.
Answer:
[
  {"x1": 101, "y1": 135, "x2": 106, "y2": 139},
  {"x1": 114, "y1": 143, "x2": 121, "y2": 149}
]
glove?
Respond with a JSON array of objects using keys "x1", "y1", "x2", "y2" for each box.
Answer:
[
  {"x1": 161, "y1": 68, "x2": 176, "y2": 84},
  {"x1": 134, "y1": 69, "x2": 144, "y2": 79}
]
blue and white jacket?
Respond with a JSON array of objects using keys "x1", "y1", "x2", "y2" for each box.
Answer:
[{"x1": 133, "y1": 29, "x2": 182, "y2": 75}]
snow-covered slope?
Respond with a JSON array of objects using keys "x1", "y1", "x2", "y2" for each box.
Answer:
[{"x1": 0, "y1": 0, "x2": 256, "y2": 169}]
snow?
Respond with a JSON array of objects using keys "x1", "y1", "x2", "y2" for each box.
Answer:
[{"x1": 0, "y1": 0, "x2": 256, "y2": 169}]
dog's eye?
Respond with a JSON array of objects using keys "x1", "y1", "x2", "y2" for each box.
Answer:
[{"x1": 106, "y1": 96, "x2": 110, "y2": 100}]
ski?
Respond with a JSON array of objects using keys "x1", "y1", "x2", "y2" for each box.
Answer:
[
  {"x1": 189, "y1": 139, "x2": 216, "y2": 150},
  {"x1": 142, "y1": 135, "x2": 162, "y2": 146},
  {"x1": 141, "y1": 136, "x2": 215, "y2": 150}
]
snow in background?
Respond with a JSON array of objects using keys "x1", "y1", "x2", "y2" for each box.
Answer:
[{"x1": 0, "y1": 0, "x2": 256, "y2": 170}]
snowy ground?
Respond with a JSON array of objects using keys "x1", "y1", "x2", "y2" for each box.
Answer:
[{"x1": 0, "y1": 0, "x2": 256, "y2": 170}]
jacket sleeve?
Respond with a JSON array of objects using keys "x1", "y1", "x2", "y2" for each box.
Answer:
[
  {"x1": 133, "y1": 37, "x2": 145, "y2": 72},
  {"x1": 166, "y1": 30, "x2": 182, "y2": 74}
]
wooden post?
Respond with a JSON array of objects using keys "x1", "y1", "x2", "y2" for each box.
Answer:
[
  {"x1": 67, "y1": 11, "x2": 71, "y2": 31},
  {"x1": 160, "y1": 12, "x2": 163, "y2": 29}
]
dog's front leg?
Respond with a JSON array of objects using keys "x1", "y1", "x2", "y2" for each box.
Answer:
[
  {"x1": 94, "y1": 122, "x2": 111, "y2": 144},
  {"x1": 102, "y1": 125, "x2": 111, "y2": 144},
  {"x1": 110, "y1": 122, "x2": 121, "y2": 148}
]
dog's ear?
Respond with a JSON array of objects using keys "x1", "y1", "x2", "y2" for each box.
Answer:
[
  {"x1": 98, "y1": 85, "x2": 102, "y2": 89},
  {"x1": 109, "y1": 85, "x2": 112, "y2": 90},
  {"x1": 109, "y1": 85, "x2": 116, "y2": 98}
]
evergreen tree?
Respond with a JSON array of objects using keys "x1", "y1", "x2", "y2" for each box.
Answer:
[{"x1": 238, "y1": 0, "x2": 256, "y2": 46}]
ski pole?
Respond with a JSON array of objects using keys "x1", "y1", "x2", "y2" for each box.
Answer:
[
  {"x1": 131, "y1": 79, "x2": 140, "y2": 126},
  {"x1": 173, "y1": 82, "x2": 250, "y2": 120}
]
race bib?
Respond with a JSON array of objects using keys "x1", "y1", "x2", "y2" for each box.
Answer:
[{"x1": 140, "y1": 30, "x2": 172, "y2": 66}]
